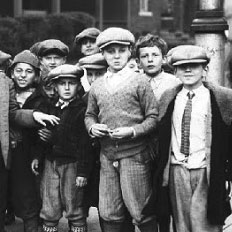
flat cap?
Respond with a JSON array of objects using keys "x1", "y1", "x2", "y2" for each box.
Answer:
[
  {"x1": 0, "y1": 51, "x2": 11, "y2": 64},
  {"x1": 74, "y1": 27, "x2": 101, "y2": 45},
  {"x1": 38, "y1": 39, "x2": 69, "y2": 57},
  {"x1": 96, "y1": 27, "x2": 135, "y2": 49},
  {"x1": 11, "y1": 50, "x2": 40, "y2": 70},
  {"x1": 167, "y1": 45, "x2": 210, "y2": 66},
  {"x1": 48, "y1": 64, "x2": 84, "y2": 81},
  {"x1": 79, "y1": 53, "x2": 107, "y2": 69}
]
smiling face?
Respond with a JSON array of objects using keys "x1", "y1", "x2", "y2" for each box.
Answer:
[
  {"x1": 12, "y1": 63, "x2": 36, "y2": 90},
  {"x1": 55, "y1": 77, "x2": 79, "y2": 101},
  {"x1": 81, "y1": 38, "x2": 99, "y2": 56},
  {"x1": 175, "y1": 63, "x2": 206, "y2": 90},
  {"x1": 138, "y1": 46, "x2": 164, "y2": 77},
  {"x1": 102, "y1": 44, "x2": 131, "y2": 73}
]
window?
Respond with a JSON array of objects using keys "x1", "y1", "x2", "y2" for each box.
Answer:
[{"x1": 139, "y1": 0, "x2": 153, "y2": 17}]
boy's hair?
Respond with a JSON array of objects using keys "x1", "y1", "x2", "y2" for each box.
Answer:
[{"x1": 135, "y1": 33, "x2": 168, "y2": 58}]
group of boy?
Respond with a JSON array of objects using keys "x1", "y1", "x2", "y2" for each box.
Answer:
[{"x1": 1, "y1": 24, "x2": 232, "y2": 232}]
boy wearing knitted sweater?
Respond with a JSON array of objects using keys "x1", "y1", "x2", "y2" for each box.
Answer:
[{"x1": 85, "y1": 27, "x2": 158, "y2": 232}]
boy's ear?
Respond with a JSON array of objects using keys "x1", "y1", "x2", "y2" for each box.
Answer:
[
  {"x1": 162, "y1": 55, "x2": 167, "y2": 65},
  {"x1": 62, "y1": 57, "x2": 67, "y2": 64},
  {"x1": 135, "y1": 58, "x2": 142, "y2": 69}
]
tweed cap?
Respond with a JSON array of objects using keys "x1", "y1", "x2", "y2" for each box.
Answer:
[
  {"x1": 11, "y1": 50, "x2": 40, "y2": 70},
  {"x1": 38, "y1": 39, "x2": 69, "y2": 57},
  {"x1": 74, "y1": 27, "x2": 101, "y2": 45},
  {"x1": 48, "y1": 64, "x2": 84, "y2": 81},
  {"x1": 96, "y1": 27, "x2": 135, "y2": 49},
  {"x1": 167, "y1": 45, "x2": 210, "y2": 66},
  {"x1": 0, "y1": 51, "x2": 11, "y2": 64},
  {"x1": 79, "y1": 53, "x2": 107, "y2": 69}
]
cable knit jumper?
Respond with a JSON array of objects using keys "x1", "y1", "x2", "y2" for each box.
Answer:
[{"x1": 85, "y1": 71, "x2": 158, "y2": 160}]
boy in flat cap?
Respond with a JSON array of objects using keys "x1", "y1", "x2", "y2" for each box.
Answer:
[
  {"x1": 31, "y1": 64, "x2": 93, "y2": 232},
  {"x1": 85, "y1": 27, "x2": 158, "y2": 232},
  {"x1": 158, "y1": 45, "x2": 232, "y2": 232},
  {"x1": 38, "y1": 39, "x2": 69, "y2": 86},
  {"x1": 79, "y1": 52, "x2": 107, "y2": 101},
  {"x1": 75, "y1": 27, "x2": 100, "y2": 57}
]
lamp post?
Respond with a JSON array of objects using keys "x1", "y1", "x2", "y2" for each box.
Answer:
[
  {"x1": 51, "y1": 0, "x2": 61, "y2": 14},
  {"x1": 191, "y1": 0, "x2": 228, "y2": 86},
  {"x1": 14, "y1": 0, "x2": 23, "y2": 17}
]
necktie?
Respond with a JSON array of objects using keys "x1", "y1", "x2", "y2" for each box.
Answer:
[{"x1": 180, "y1": 91, "x2": 195, "y2": 157}]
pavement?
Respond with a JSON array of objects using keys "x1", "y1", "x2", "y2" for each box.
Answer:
[{"x1": 5, "y1": 204, "x2": 232, "y2": 232}]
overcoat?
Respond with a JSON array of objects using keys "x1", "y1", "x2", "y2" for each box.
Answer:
[
  {"x1": 0, "y1": 73, "x2": 35, "y2": 168},
  {"x1": 157, "y1": 81, "x2": 232, "y2": 225}
]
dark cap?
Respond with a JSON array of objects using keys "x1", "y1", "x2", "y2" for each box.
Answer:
[
  {"x1": 0, "y1": 51, "x2": 11, "y2": 64},
  {"x1": 79, "y1": 53, "x2": 107, "y2": 70},
  {"x1": 38, "y1": 39, "x2": 69, "y2": 57},
  {"x1": 167, "y1": 45, "x2": 210, "y2": 66},
  {"x1": 48, "y1": 64, "x2": 84, "y2": 81},
  {"x1": 96, "y1": 27, "x2": 135, "y2": 49},
  {"x1": 74, "y1": 27, "x2": 101, "y2": 45},
  {"x1": 11, "y1": 50, "x2": 40, "y2": 70}
]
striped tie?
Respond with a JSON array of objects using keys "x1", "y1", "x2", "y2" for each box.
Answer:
[{"x1": 180, "y1": 91, "x2": 195, "y2": 156}]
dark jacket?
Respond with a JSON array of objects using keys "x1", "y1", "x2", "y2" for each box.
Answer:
[
  {"x1": 157, "y1": 82, "x2": 232, "y2": 225},
  {"x1": 35, "y1": 97, "x2": 93, "y2": 178}
]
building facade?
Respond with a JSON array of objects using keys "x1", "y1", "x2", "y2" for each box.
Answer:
[{"x1": 0, "y1": 0, "x2": 196, "y2": 42}]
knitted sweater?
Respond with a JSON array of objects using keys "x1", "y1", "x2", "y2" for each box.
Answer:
[{"x1": 85, "y1": 71, "x2": 158, "y2": 160}]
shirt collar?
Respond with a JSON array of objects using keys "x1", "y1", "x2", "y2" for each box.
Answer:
[
  {"x1": 56, "y1": 97, "x2": 75, "y2": 109},
  {"x1": 105, "y1": 66, "x2": 132, "y2": 79},
  {"x1": 181, "y1": 84, "x2": 207, "y2": 97}
]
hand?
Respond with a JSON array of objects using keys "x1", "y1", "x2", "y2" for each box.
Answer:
[
  {"x1": 31, "y1": 159, "x2": 39, "y2": 176},
  {"x1": 91, "y1": 124, "x2": 110, "y2": 138},
  {"x1": 109, "y1": 127, "x2": 134, "y2": 139},
  {"x1": 76, "y1": 176, "x2": 87, "y2": 187},
  {"x1": 33, "y1": 111, "x2": 60, "y2": 127},
  {"x1": 38, "y1": 128, "x2": 52, "y2": 142}
]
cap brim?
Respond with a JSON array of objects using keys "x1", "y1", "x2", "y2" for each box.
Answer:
[
  {"x1": 81, "y1": 64, "x2": 107, "y2": 70},
  {"x1": 51, "y1": 74, "x2": 82, "y2": 81},
  {"x1": 99, "y1": 41, "x2": 130, "y2": 49},
  {"x1": 39, "y1": 48, "x2": 67, "y2": 57},
  {"x1": 76, "y1": 35, "x2": 97, "y2": 44},
  {"x1": 172, "y1": 59, "x2": 208, "y2": 66}
]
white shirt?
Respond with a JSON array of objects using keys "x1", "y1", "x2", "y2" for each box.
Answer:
[
  {"x1": 105, "y1": 66, "x2": 133, "y2": 91},
  {"x1": 171, "y1": 84, "x2": 210, "y2": 169},
  {"x1": 148, "y1": 71, "x2": 180, "y2": 101}
]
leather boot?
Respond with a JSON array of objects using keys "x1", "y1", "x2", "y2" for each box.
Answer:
[{"x1": 24, "y1": 216, "x2": 39, "y2": 232}]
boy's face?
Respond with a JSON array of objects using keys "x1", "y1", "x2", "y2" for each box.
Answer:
[
  {"x1": 40, "y1": 53, "x2": 66, "y2": 72},
  {"x1": 102, "y1": 44, "x2": 131, "y2": 73},
  {"x1": 86, "y1": 68, "x2": 106, "y2": 85},
  {"x1": 43, "y1": 84, "x2": 56, "y2": 99},
  {"x1": 175, "y1": 63, "x2": 206, "y2": 90},
  {"x1": 55, "y1": 77, "x2": 79, "y2": 101},
  {"x1": 12, "y1": 63, "x2": 36, "y2": 90},
  {"x1": 138, "y1": 46, "x2": 164, "y2": 77},
  {"x1": 81, "y1": 38, "x2": 99, "y2": 56}
]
